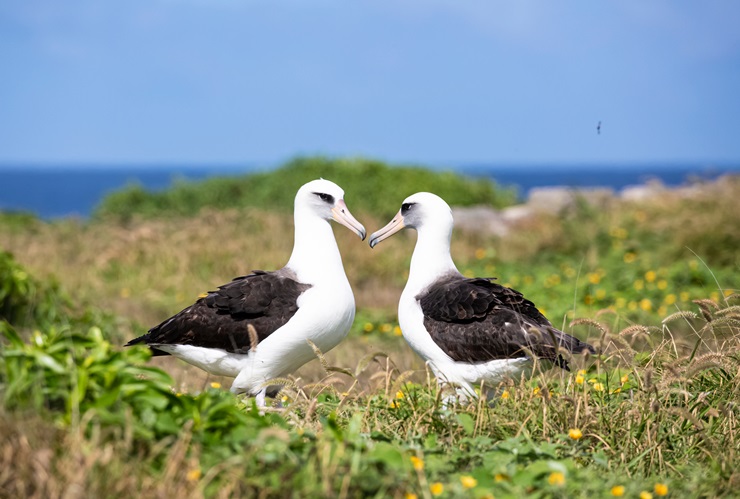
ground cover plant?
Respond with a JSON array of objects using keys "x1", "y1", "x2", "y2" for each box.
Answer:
[{"x1": 1, "y1": 159, "x2": 738, "y2": 497}]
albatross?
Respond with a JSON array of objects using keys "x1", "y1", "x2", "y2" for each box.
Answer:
[
  {"x1": 369, "y1": 192, "x2": 595, "y2": 401},
  {"x1": 126, "y1": 179, "x2": 366, "y2": 406}
]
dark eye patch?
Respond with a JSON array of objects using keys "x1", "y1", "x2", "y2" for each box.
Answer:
[
  {"x1": 313, "y1": 192, "x2": 335, "y2": 204},
  {"x1": 401, "y1": 202, "x2": 415, "y2": 213}
]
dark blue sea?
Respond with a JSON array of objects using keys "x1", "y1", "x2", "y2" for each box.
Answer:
[{"x1": 0, "y1": 163, "x2": 737, "y2": 219}]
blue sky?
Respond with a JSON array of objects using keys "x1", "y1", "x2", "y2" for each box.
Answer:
[{"x1": 1, "y1": 1, "x2": 739, "y2": 167}]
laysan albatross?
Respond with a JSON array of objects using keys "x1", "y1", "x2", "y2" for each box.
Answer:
[
  {"x1": 126, "y1": 179, "x2": 366, "y2": 406},
  {"x1": 369, "y1": 192, "x2": 595, "y2": 400}
]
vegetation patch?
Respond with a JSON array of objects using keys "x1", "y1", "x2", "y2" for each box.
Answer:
[
  {"x1": 94, "y1": 157, "x2": 516, "y2": 220},
  {"x1": 1, "y1": 164, "x2": 738, "y2": 497}
]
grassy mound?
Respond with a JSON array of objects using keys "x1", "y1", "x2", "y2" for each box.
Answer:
[{"x1": 94, "y1": 157, "x2": 516, "y2": 220}]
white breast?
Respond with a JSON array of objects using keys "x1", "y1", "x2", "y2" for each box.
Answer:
[{"x1": 229, "y1": 275, "x2": 354, "y2": 395}]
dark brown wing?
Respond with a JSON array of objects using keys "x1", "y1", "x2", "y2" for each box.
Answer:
[
  {"x1": 126, "y1": 269, "x2": 311, "y2": 355},
  {"x1": 418, "y1": 276, "x2": 594, "y2": 367}
]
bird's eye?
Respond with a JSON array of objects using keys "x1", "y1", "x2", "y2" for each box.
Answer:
[
  {"x1": 314, "y1": 192, "x2": 335, "y2": 204},
  {"x1": 401, "y1": 202, "x2": 415, "y2": 213}
]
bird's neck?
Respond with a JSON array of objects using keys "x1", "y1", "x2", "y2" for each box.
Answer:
[
  {"x1": 286, "y1": 212, "x2": 347, "y2": 285},
  {"x1": 406, "y1": 226, "x2": 458, "y2": 293}
]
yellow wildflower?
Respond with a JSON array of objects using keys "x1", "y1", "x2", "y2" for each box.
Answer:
[
  {"x1": 363, "y1": 322, "x2": 374, "y2": 333},
  {"x1": 654, "y1": 483, "x2": 668, "y2": 496},
  {"x1": 623, "y1": 252, "x2": 637, "y2": 263},
  {"x1": 460, "y1": 475, "x2": 477, "y2": 489},
  {"x1": 621, "y1": 374, "x2": 629, "y2": 384},
  {"x1": 645, "y1": 270, "x2": 657, "y2": 283},
  {"x1": 587, "y1": 272, "x2": 601, "y2": 285},
  {"x1": 405, "y1": 493, "x2": 418, "y2": 499},
  {"x1": 394, "y1": 325, "x2": 403, "y2": 336},
  {"x1": 610, "y1": 227, "x2": 628, "y2": 239},
  {"x1": 664, "y1": 293, "x2": 676, "y2": 305},
  {"x1": 639, "y1": 298, "x2": 652, "y2": 312},
  {"x1": 430, "y1": 482, "x2": 444, "y2": 496},
  {"x1": 595, "y1": 289, "x2": 607, "y2": 300},
  {"x1": 410, "y1": 455, "x2": 424, "y2": 471},
  {"x1": 634, "y1": 279, "x2": 644, "y2": 291},
  {"x1": 593, "y1": 383, "x2": 605, "y2": 392},
  {"x1": 548, "y1": 472, "x2": 565, "y2": 486},
  {"x1": 657, "y1": 306, "x2": 667, "y2": 316},
  {"x1": 610, "y1": 485, "x2": 625, "y2": 496},
  {"x1": 657, "y1": 279, "x2": 668, "y2": 290},
  {"x1": 628, "y1": 300, "x2": 638, "y2": 311},
  {"x1": 380, "y1": 323, "x2": 393, "y2": 333},
  {"x1": 475, "y1": 248, "x2": 486, "y2": 260},
  {"x1": 679, "y1": 291, "x2": 690, "y2": 302},
  {"x1": 210, "y1": 382, "x2": 221, "y2": 389},
  {"x1": 639, "y1": 492, "x2": 653, "y2": 499},
  {"x1": 615, "y1": 297, "x2": 627, "y2": 308},
  {"x1": 494, "y1": 473, "x2": 509, "y2": 482},
  {"x1": 186, "y1": 468, "x2": 202, "y2": 482},
  {"x1": 396, "y1": 390, "x2": 405, "y2": 399},
  {"x1": 575, "y1": 375, "x2": 585, "y2": 385},
  {"x1": 501, "y1": 390, "x2": 510, "y2": 400},
  {"x1": 584, "y1": 294, "x2": 594, "y2": 305},
  {"x1": 568, "y1": 428, "x2": 583, "y2": 440},
  {"x1": 532, "y1": 387, "x2": 541, "y2": 395}
]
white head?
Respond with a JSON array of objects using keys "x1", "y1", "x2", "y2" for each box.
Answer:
[
  {"x1": 295, "y1": 179, "x2": 366, "y2": 240},
  {"x1": 369, "y1": 192, "x2": 453, "y2": 248}
]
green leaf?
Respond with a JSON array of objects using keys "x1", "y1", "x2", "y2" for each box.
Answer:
[{"x1": 456, "y1": 413, "x2": 475, "y2": 436}]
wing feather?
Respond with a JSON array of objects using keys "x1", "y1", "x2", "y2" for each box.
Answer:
[
  {"x1": 418, "y1": 276, "x2": 594, "y2": 366},
  {"x1": 126, "y1": 269, "x2": 311, "y2": 355}
]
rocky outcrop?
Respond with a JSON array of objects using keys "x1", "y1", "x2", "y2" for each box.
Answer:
[{"x1": 452, "y1": 174, "x2": 737, "y2": 236}]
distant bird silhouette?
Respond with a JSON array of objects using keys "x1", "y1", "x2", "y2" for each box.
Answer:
[{"x1": 597, "y1": 121, "x2": 602, "y2": 135}]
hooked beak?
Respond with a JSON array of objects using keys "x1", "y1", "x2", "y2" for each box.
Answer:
[
  {"x1": 331, "y1": 200, "x2": 366, "y2": 240},
  {"x1": 369, "y1": 210, "x2": 405, "y2": 248}
]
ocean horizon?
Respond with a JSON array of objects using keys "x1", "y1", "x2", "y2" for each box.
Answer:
[{"x1": 1, "y1": 163, "x2": 737, "y2": 219}]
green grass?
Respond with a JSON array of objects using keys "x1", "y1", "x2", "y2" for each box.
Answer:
[
  {"x1": 93, "y1": 156, "x2": 517, "y2": 221},
  {"x1": 1, "y1": 256, "x2": 738, "y2": 497},
  {"x1": 1, "y1": 163, "x2": 739, "y2": 497}
]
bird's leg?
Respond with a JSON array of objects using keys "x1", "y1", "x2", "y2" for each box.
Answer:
[
  {"x1": 255, "y1": 388, "x2": 267, "y2": 408},
  {"x1": 438, "y1": 380, "x2": 474, "y2": 409}
]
